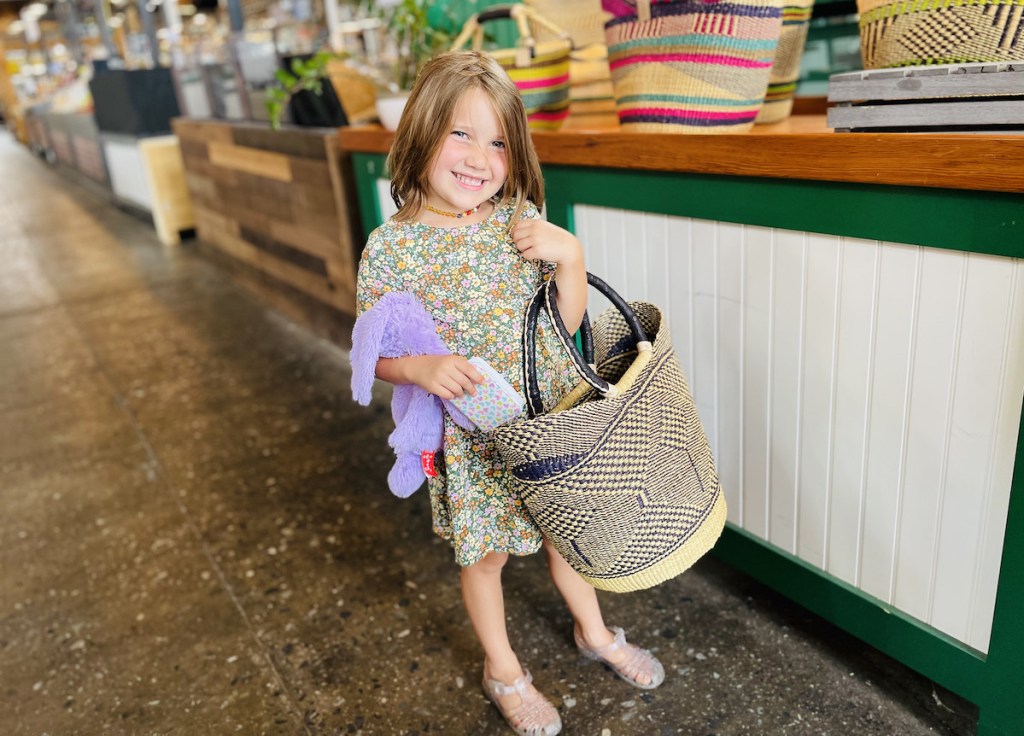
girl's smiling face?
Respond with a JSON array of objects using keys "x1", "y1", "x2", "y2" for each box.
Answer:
[{"x1": 425, "y1": 88, "x2": 508, "y2": 216}]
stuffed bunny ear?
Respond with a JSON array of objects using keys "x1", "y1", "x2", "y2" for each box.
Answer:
[{"x1": 350, "y1": 300, "x2": 389, "y2": 406}]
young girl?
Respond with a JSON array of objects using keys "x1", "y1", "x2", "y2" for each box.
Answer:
[{"x1": 355, "y1": 51, "x2": 664, "y2": 735}]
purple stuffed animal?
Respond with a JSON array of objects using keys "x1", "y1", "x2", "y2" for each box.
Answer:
[{"x1": 350, "y1": 292, "x2": 474, "y2": 498}]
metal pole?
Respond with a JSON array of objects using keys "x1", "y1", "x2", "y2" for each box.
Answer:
[
  {"x1": 226, "y1": 0, "x2": 244, "y2": 33},
  {"x1": 225, "y1": 0, "x2": 249, "y2": 118},
  {"x1": 136, "y1": 0, "x2": 160, "y2": 66},
  {"x1": 323, "y1": 0, "x2": 339, "y2": 50},
  {"x1": 94, "y1": 0, "x2": 119, "y2": 60},
  {"x1": 58, "y1": 0, "x2": 84, "y2": 65}
]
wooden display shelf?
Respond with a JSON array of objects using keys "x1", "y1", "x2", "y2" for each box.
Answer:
[
  {"x1": 139, "y1": 136, "x2": 195, "y2": 247},
  {"x1": 339, "y1": 116, "x2": 1024, "y2": 195},
  {"x1": 175, "y1": 119, "x2": 363, "y2": 338}
]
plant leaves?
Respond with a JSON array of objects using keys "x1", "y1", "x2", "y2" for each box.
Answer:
[{"x1": 275, "y1": 69, "x2": 297, "y2": 87}]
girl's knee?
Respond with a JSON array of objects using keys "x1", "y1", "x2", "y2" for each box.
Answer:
[{"x1": 467, "y1": 551, "x2": 509, "y2": 574}]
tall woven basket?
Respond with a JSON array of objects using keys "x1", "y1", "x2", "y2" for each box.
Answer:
[
  {"x1": 602, "y1": 0, "x2": 784, "y2": 132},
  {"x1": 754, "y1": 0, "x2": 814, "y2": 124},
  {"x1": 858, "y1": 0, "x2": 1024, "y2": 68},
  {"x1": 526, "y1": 0, "x2": 620, "y2": 128},
  {"x1": 493, "y1": 274, "x2": 726, "y2": 593},
  {"x1": 453, "y1": 5, "x2": 573, "y2": 130}
]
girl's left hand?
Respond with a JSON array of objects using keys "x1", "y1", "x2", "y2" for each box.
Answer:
[
  {"x1": 512, "y1": 218, "x2": 587, "y2": 333},
  {"x1": 511, "y1": 219, "x2": 583, "y2": 268}
]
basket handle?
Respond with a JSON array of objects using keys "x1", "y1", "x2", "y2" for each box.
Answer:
[
  {"x1": 522, "y1": 273, "x2": 651, "y2": 417},
  {"x1": 451, "y1": 4, "x2": 571, "y2": 67}
]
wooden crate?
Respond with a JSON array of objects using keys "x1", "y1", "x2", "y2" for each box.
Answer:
[
  {"x1": 828, "y1": 61, "x2": 1024, "y2": 132},
  {"x1": 173, "y1": 119, "x2": 363, "y2": 329},
  {"x1": 139, "y1": 136, "x2": 195, "y2": 246}
]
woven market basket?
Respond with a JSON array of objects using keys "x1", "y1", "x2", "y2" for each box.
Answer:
[
  {"x1": 755, "y1": 0, "x2": 814, "y2": 123},
  {"x1": 527, "y1": 0, "x2": 611, "y2": 47},
  {"x1": 858, "y1": 0, "x2": 1024, "y2": 68},
  {"x1": 565, "y1": 43, "x2": 621, "y2": 128},
  {"x1": 493, "y1": 274, "x2": 726, "y2": 593},
  {"x1": 603, "y1": 0, "x2": 784, "y2": 132},
  {"x1": 526, "y1": 0, "x2": 620, "y2": 128},
  {"x1": 453, "y1": 5, "x2": 572, "y2": 130}
]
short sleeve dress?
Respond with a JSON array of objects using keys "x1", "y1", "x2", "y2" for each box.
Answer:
[{"x1": 356, "y1": 201, "x2": 579, "y2": 567}]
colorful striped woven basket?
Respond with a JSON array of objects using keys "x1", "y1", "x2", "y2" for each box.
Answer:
[
  {"x1": 602, "y1": 0, "x2": 784, "y2": 132},
  {"x1": 493, "y1": 274, "x2": 726, "y2": 593},
  {"x1": 453, "y1": 5, "x2": 572, "y2": 130},
  {"x1": 858, "y1": 0, "x2": 1024, "y2": 68},
  {"x1": 754, "y1": 0, "x2": 814, "y2": 123},
  {"x1": 526, "y1": 0, "x2": 620, "y2": 128}
]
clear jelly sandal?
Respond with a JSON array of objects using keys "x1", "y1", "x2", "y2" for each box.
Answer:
[
  {"x1": 575, "y1": 625, "x2": 665, "y2": 690},
  {"x1": 482, "y1": 668, "x2": 562, "y2": 736}
]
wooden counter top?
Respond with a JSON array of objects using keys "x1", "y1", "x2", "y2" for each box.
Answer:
[{"x1": 339, "y1": 116, "x2": 1024, "y2": 194}]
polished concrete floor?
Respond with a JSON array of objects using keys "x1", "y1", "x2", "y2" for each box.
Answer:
[{"x1": 0, "y1": 130, "x2": 979, "y2": 735}]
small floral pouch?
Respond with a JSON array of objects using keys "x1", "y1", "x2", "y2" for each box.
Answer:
[{"x1": 451, "y1": 357, "x2": 527, "y2": 432}]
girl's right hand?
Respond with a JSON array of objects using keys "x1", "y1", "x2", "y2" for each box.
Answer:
[{"x1": 404, "y1": 354, "x2": 485, "y2": 400}]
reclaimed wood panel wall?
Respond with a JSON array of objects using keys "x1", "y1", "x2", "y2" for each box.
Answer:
[{"x1": 173, "y1": 119, "x2": 362, "y2": 339}]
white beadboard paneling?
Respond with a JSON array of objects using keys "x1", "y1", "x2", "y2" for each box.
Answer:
[
  {"x1": 645, "y1": 216, "x2": 671, "y2": 323},
  {"x1": 376, "y1": 179, "x2": 398, "y2": 221},
  {"x1": 692, "y1": 219, "x2": 719, "y2": 452},
  {"x1": 859, "y1": 243, "x2": 919, "y2": 603},
  {"x1": 768, "y1": 230, "x2": 806, "y2": 553},
  {"x1": 588, "y1": 208, "x2": 612, "y2": 318},
  {"x1": 743, "y1": 225, "x2": 774, "y2": 539},
  {"x1": 970, "y1": 261, "x2": 1024, "y2": 651},
  {"x1": 827, "y1": 237, "x2": 878, "y2": 585},
  {"x1": 797, "y1": 233, "x2": 842, "y2": 569},
  {"x1": 893, "y1": 251, "x2": 965, "y2": 624},
  {"x1": 612, "y1": 210, "x2": 631, "y2": 298},
  {"x1": 622, "y1": 210, "x2": 649, "y2": 302},
  {"x1": 717, "y1": 223, "x2": 745, "y2": 526},
  {"x1": 667, "y1": 216, "x2": 695, "y2": 381},
  {"x1": 570, "y1": 204, "x2": 1022, "y2": 652},
  {"x1": 930, "y1": 255, "x2": 1017, "y2": 645}
]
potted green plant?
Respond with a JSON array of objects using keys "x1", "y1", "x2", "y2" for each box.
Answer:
[
  {"x1": 372, "y1": 0, "x2": 453, "y2": 130},
  {"x1": 264, "y1": 50, "x2": 337, "y2": 130}
]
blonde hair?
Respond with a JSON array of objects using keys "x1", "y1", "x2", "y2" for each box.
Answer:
[{"x1": 387, "y1": 51, "x2": 544, "y2": 227}]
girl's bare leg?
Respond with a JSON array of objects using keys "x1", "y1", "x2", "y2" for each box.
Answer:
[
  {"x1": 542, "y1": 539, "x2": 654, "y2": 685},
  {"x1": 461, "y1": 552, "x2": 521, "y2": 679},
  {"x1": 461, "y1": 552, "x2": 545, "y2": 712},
  {"x1": 541, "y1": 540, "x2": 614, "y2": 644}
]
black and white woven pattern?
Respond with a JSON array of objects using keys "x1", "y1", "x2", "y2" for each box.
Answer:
[{"x1": 494, "y1": 284, "x2": 726, "y2": 593}]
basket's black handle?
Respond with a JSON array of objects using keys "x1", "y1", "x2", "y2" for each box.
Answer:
[
  {"x1": 522, "y1": 282, "x2": 594, "y2": 415},
  {"x1": 477, "y1": 5, "x2": 514, "y2": 23},
  {"x1": 522, "y1": 273, "x2": 648, "y2": 417}
]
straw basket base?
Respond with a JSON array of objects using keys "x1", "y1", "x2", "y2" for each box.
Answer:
[
  {"x1": 579, "y1": 491, "x2": 728, "y2": 593},
  {"x1": 755, "y1": 97, "x2": 795, "y2": 124},
  {"x1": 617, "y1": 121, "x2": 758, "y2": 134}
]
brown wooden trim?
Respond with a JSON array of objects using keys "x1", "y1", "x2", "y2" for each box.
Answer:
[
  {"x1": 230, "y1": 125, "x2": 330, "y2": 159},
  {"x1": 338, "y1": 118, "x2": 1024, "y2": 194},
  {"x1": 173, "y1": 118, "x2": 234, "y2": 144},
  {"x1": 790, "y1": 96, "x2": 829, "y2": 116},
  {"x1": 324, "y1": 136, "x2": 361, "y2": 291},
  {"x1": 208, "y1": 141, "x2": 293, "y2": 182}
]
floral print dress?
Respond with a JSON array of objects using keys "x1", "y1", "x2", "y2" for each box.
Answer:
[{"x1": 356, "y1": 201, "x2": 579, "y2": 567}]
